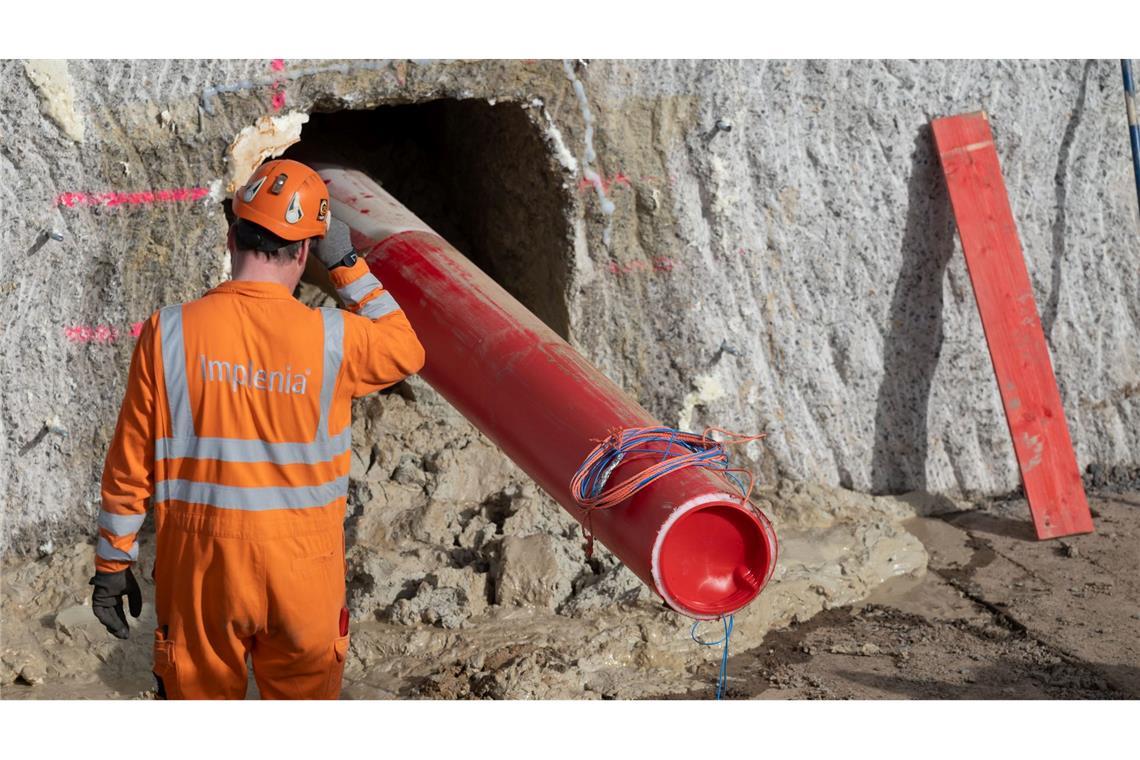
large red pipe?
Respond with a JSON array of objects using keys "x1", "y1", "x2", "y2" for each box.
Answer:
[{"x1": 319, "y1": 167, "x2": 777, "y2": 619}]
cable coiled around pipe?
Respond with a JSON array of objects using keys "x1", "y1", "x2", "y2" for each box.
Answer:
[{"x1": 569, "y1": 426, "x2": 766, "y2": 557}]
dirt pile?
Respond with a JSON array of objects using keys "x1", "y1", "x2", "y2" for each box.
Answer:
[{"x1": 2, "y1": 395, "x2": 930, "y2": 698}]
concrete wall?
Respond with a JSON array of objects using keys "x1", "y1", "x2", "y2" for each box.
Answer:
[
  {"x1": 3, "y1": 59, "x2": 1137, "y2": 550},
  {"x1": 573, "y1": 59, "x2": 1140, "y2": 497}
]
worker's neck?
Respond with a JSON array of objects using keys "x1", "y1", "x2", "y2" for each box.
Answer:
[{"x1": 231, "y1": 252, "x2": 301, "y2": 292}]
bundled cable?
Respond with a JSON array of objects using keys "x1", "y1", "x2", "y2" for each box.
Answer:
[{"x1": 569, "y1": 426, "x2": 766, "y2": 557}]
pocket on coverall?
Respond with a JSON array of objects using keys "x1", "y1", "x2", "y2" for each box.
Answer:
[
  {"x1": 152, "y1": 627, "x2": 176, "y2": 699},
  {"x1": 324, "y1": 634, "x2": 350, "y2": 698}
]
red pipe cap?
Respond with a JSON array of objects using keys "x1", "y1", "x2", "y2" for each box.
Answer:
[{"x1": 654, "y1": 498, "x2": 777, "y2": 619}]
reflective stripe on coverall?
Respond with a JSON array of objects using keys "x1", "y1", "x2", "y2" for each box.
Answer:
[{"x1": 97, "y1": 261, "x2": 425, "y2": 699}]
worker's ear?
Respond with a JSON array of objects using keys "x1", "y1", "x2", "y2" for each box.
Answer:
[
  {"x1": 297, "y1": 238, "x2": 311, "y2": 269},
  {"x1": 226, "y1": 225, "x2": 243, "y2": 272}
]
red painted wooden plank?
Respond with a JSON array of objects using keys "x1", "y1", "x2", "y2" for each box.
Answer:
[{"x1": 931, "y1": 111, "x2": 1094, "y2": 540}]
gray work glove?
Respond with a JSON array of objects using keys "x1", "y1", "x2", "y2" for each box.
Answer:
[
  {"x1": 314, "y1": 217, "x2": 357, "y2": 269},
  {"x1": 90, "y1": 568, "x2": 143, "y2": 639}
]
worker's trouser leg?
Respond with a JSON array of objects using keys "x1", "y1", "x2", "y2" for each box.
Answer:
[{"x1": 152, "y1": 523, "x2": 348, "y2": 700}]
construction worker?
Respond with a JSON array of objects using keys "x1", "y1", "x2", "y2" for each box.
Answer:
[{"x1": 89, "y1": 159, "x2": 425, "y2": 699}]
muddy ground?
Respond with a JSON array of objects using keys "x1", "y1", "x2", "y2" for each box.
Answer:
[
  {"x1": 2, "y1": 489, "x2": 1135, "y2": 700},
  {"x1": 699, "y1": 492, "x2": 1140, "y2": 700}
]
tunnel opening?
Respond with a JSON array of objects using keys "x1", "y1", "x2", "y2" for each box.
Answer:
[{"x1": 285, "y1": 99, "x2": 575, "y2": 338}]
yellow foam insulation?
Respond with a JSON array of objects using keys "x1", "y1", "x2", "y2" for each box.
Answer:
[{"x1": 225, "y1": 111, "x2": 309, "y2": 194}]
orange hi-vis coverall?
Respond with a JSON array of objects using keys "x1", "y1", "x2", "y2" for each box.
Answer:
[{"x1": 97, "y1": 260, "x2": 425, "y2": 699}]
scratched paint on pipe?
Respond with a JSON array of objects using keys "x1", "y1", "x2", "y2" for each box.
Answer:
[
  {"x1": 358, "y1": 228, "x2": 641, "y2": 414},
  {"x1": 370, "y1": 233, "x2": 699, "y2": 503},
  {"x1": 324, "y1": 169, "x2": 776, "y2": 618}
]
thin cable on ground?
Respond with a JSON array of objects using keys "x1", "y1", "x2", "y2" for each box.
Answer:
[{"x1": 691, "y1": 615, "x2": 735, "y2": 700}]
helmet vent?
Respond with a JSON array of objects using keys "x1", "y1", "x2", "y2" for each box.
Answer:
[
  {"x1": 241, "y1": 176, "x2": 266, "y2": 203},
  {"x1": 284, "y1": 192, "x2": 304, "y2": 223},
  {"x1": 269, "y1": 173, "x2": 289, "y2": 195}
]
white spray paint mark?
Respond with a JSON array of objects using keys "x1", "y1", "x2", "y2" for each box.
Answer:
[
  {"x1": 708, "y1": 154, "x2": 740, "y2": 216},
  {"x1": 678, "y1": 373, "x2": 727, "y2": 432},
  {"x1": 562, "y1": 60, "x2": 615, "y2": 247},
  {"x1": 23, "y1": 60, "x2": 85, "y2": 143},
  {"x1": 541, "y1": 111, "x2": 579, "y2": 175},
  {"x1": 44, "y1": 415, "x2": 66, "y2": 436},
  {"x1": 572, "y1": 217, "x2": 594, "y2": 284}
]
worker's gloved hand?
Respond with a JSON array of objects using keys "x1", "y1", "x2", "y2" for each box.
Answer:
[
  {"x1": 314, "y1": 217, "x2": 356, "y2": 269},
  {"x1": 89, "y1": 568, "x2": 143, "y2": 640}
]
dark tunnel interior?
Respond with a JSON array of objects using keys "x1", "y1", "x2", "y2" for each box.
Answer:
[{"x1": 284, "y1": 99, "x2": 574, "y2": 338}]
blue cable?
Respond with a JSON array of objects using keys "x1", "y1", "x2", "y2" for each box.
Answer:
[
  {"x1": 691, "y1": 615, "x2": 735, "y2": 700},
  {"x1": 572, "y1": 427, "x2": 750, "y2": 701},
  {"x1": 1122, "y1": 60, "x2": 1140, "y2": 218},
  {"x1": 659, "y1": 428, "x2": 680, "y2": 462},
  {"x1": 572, "y1": 426, "x2": 747, "y2": 504}
]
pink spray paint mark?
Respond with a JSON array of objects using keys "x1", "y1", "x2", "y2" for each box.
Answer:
[
  {"x1": 64, "y1": 321, "x2": 145, "y2": 344},
  {"x1": 578, "y1": 171, "x2": 632, "y2": 195},
  {"x1": 56, "y1": 187, "x2": 209, "y2": 208},
  {"x1": 605, "y1": 256, "x2": 680, "y2": 277},
  {"x1": 269, "y1": 59, "x2": 286, "y2": 111}
]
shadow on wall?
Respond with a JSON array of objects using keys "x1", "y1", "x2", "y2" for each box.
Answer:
[
  {"x1": 1042, "y1": 58, "x2": 1095, "y2": 351},
  {"x1": 870, "y1": 125, "x2": 957, "y2": 494}
]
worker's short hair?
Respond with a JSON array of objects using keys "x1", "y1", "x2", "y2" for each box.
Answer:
[{"x1": 232, "y1": 219, "x2": 311, "y2": 261}]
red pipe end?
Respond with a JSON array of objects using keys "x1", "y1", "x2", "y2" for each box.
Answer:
[{"x1": 652, "y1": 496, "x2": 778, "y2": 619}]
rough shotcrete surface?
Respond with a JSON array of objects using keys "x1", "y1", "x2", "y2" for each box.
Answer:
[
  {"x1": 4, "y1": 59, "x2": 1138, "y2": 551},
  {"x1": 1, "y1": 60, "x2": 1138, "y2": 698}
]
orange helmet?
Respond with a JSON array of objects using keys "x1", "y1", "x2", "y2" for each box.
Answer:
[{"x1": 232, "y1": 159, "x2": 330, "y2": 241}]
